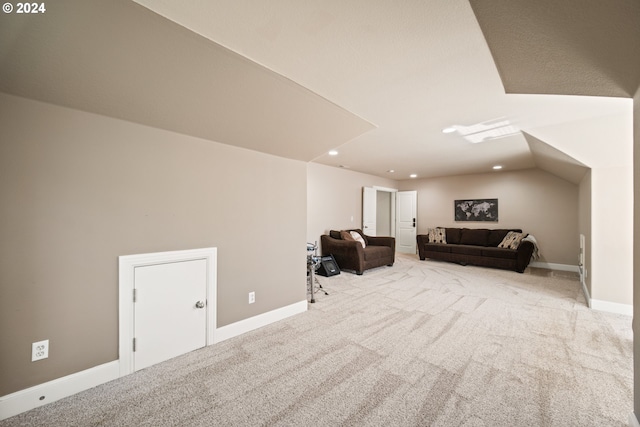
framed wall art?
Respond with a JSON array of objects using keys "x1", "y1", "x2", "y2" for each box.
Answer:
[{"x1": 454, "y1": 199, "x2": 498, "y2": 222}]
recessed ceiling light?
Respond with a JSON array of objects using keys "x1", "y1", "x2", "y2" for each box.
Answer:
[
  {"x1": 493, "y1": 165, "x2": 503, "y2": 170},
  {"x1": 442, "y1": 127, "x2": 457, "y2": 134},
  {"x1": 388, "y1": 169, "x2": 395, "y2": 173},
  {"x1": 328, "y1": 150, "x2": 338, "y2": 156},
  {"x1": 410, "y1": 174, "x2": 417, "y2": 178}
]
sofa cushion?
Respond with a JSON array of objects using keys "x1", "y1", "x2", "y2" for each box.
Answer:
[
  {"x1": 487, "y1": 229, "x2": 522, "y2": 247},
  {"x1": 482, "y1": 247, "x2": 518, "y2": 259},
  {"x1": 459, "y1": 229, "x2": 490, "y2": 246},
  {"x1": 331, "y1": 229, "x2": 369, "y2": 243},
  {"x1": 424, "y1": 243, "x2": 450, "y2": 253},
  {"x1": 450, "y1": 245, "x2": 483, "y2": 256},
  {"x1": 363, "y1": 245, "x2": 392, "y2": 261},
  {"x1": 499, "y1": 231, "x2": 524, "y2": 249},
  {"x1": 428, "y1": 227, "x2": 447, "y2": 243},
  {"x1": 445, "y1": 228, "x2": 462, "y2": 244},
  {"x1": 340, "y1": 230, "x2": 354, "y2": 241},
  {"x1": 488, "y1": 230, "x2": 509, "y2": 247}
]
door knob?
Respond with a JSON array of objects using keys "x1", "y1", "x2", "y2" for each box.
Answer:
[{"x1": 195, "y1": 301, "x2": 205, "y2": 309}]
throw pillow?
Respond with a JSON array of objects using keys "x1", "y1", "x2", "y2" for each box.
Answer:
[
  {"x1": 428, "y1": 227, "x2": 447, "y2": 243},
  {"x1": 350, "y1": 231, "x2": 366, "y2": 248},
  {"x1": 340, "y1": 230, "x2": 354, "y2": 241},
  {"x1": 498, "y1": 231, "x2": 524, "y2": 249}
]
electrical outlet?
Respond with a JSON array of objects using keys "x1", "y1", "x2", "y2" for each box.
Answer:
[
  {"x1": 32, "y1": 340, "x2": 49, "y2": 362},
  {"x1": 248, "y1": 291, "x2": 255, "y2": 304}
]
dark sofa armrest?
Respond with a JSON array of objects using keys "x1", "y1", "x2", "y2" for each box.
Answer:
[
  {"x1": 366, "y1": 235, "x2": 395, "y2": 252},
  {"x1": 320, "y1": 235, "x2": 365, "y2": 272},
  {"x1": 416, "y1": 234, "x2": 429, "y2": 260},
  {"x1": 515, "y1": 240, "x2": 535, "y2": 273}
]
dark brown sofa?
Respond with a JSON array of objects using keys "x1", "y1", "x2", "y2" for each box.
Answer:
[
  {"x1": 417, "y1": 228, "x2": 535, "y2": 273},
  {"x1": 320, "y1": 229, "x2": 395, "y2": 275}
]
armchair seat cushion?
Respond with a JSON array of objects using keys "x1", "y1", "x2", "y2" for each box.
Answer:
[{"x1": 363, "y1": 245, "x2": 393, "y2": 261}]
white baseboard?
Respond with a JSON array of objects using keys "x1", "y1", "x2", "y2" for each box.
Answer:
[
  {"x1": 0, "y1": 300, "x2": 308, "y2": 421},
  {"x1": 530, "y1": 263, "x2": 632, "y2": 316},
  {"x1": 0, "y1": 360, "x2": 119, "y2": 421},
  {"x1": 529, "y1": 261, "x2": 579, "y2": 272},
  {"x1": 590, "y1": 298, "x2": 633, "y2": 316},
  {"x1": 214, "y1": 300, "x2": 307, "y2": 343},
  {"x1": 629, "y1": 412, "x2": 640, "y2": 427}
]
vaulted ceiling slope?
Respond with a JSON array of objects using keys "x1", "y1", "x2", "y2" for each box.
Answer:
[
  {"x1": 1, "y1": 1, "x2": 635, "y2": 181},
  {"x1": 0, "y1": 0, "x2": 373, "y2": 162},
  {"x1": 469, "y1": 0, "x2": 640, "y2": 98}
]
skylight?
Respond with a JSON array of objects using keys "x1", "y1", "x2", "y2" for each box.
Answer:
[{"x1": 445, "y1": 118, "x2": 520, "y2": 143}]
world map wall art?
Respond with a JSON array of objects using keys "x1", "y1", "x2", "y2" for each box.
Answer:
[{"x1": 454, "y1": 199, "x2": 498, "y2": 222}]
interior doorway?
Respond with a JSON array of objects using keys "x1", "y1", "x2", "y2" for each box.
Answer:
[
  {"x1": 363, "y1": 187, "x2": 417, "y2": 253},
  {"x1": 376, "y1": 190, "x2": 393, "y2": 236}
]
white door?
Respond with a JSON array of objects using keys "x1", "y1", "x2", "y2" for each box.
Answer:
[
  {"x1": 134, "y1": 259, "x2": 207, "y2": 371},
  {"x1": 362, "y1": 186, "x2": 377, "y2": 236},
  {"x1": 396, "y1": 191, "x2": 417, "y2": 253}
]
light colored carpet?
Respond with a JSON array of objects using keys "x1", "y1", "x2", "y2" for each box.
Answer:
[{"x1": 2, "y1": 254, "x2": 633, "y2": 426}]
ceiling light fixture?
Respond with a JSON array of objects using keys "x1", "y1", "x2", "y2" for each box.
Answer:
[
  {"x1": 388, "y1": 169, "x2": 395, "y2": 173},
  {"x1": 454, "y1": 118, "x2": 520, "y2": 144},
  {"x1": 328, "y1": 150, "x2": 338, "y2": 156},
  {"x1": 410, "y1": 174, "x2": 417, "y2": 178},
  {"x1": 493, "y1": 165, "x2": 503, "y2": 170}
]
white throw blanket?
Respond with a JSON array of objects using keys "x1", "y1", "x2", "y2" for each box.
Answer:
[{"x1": 522, "y1": 234, "x2": 541, "y2": 261}]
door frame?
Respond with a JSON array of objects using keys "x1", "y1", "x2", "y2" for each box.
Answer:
[
  {"x1": 118, "y1": 247, "x2": 217, "y2": 377},
  {"x1": 373, "y1": 186, "x2": 397, "y2": 237}
]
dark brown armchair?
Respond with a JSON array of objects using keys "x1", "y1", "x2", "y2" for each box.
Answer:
[{"x1": 320, "y1": 229, "x2": 395, "y2": 275}]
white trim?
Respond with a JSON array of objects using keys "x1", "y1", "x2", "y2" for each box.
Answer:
[
  {"x1": 1, "y1": 296, "x2": 305, "y2": 421},
  {"x1": 215, "y1": 300, "x2": 307, "y2": 343},
  {"x1": 372, "y1": 186, "x2": 398, "y2": 192},
  {"x1": 1, "y1": 276, "x2": 305, "y2": 421},
  {"x1": 590, "y1": 298, "x2": 633, "y2": 316},
  {"x1": 0, "y1": 361, "x2": 119, "y2": 421},
  {"x1": 529, "y1": 261, "x2": 579, "y2": 272},
  {"x1": 629, "y1": 412, "x2": 640, "y2": 427},
  {"x1": 581, "y1": 278, "x2": 592, "y2": 309},
  {"x1": 528, "y1": 262, "x2": 632, "y2": 315},
  {"x1": 118, "y1": 248, "x2": 217, "y2": 377}
]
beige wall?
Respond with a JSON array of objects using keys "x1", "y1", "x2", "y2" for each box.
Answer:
[
  {"x1": 398, "y1": 169, "x2": 580, "y2": 266},
  {"x1": 590, "y1": 166, "x2": 634, "y2": 304},
  {"x1": 0, "y1": 93, "x2": 307, "y2": 396},
  {"x1": 528, "y1": 113, "x2": 633, "y2": 307},
  {"x1": 306, "y1": 163, "x2": 397, "y2": 246}
]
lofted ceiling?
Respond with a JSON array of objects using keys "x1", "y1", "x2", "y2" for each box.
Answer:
[
  {"x1": 469, "y1": 0, "x2": 640, "y2": 98},
  {"x1": 1, "y1": 0, "x2": 638, "y2": 182}
]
